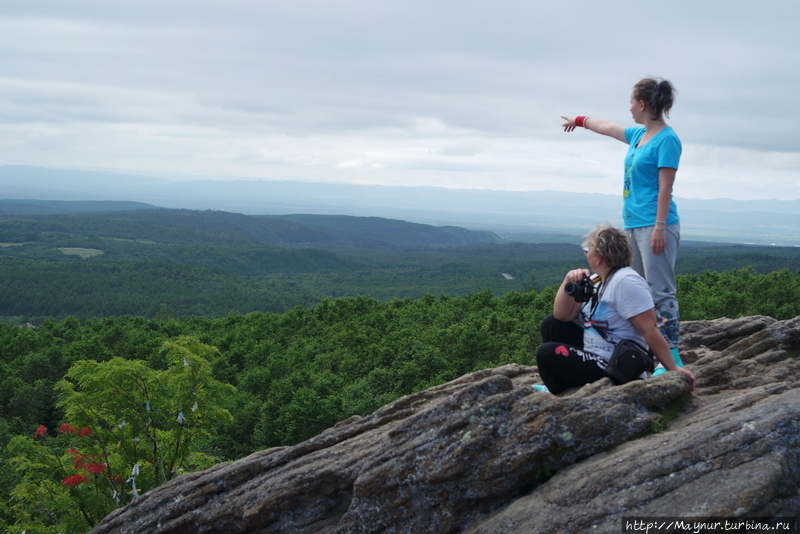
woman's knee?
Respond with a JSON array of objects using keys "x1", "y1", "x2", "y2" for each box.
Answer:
[
  {"x1": 535, "y1": 342, "x2": 565, "y2": 367},
  {"x1": 539, "y1": 314, "x2": 557, "y2": 338},
  {"x1": 540, "y1": 315, "x2": 583, "y2": 347}
]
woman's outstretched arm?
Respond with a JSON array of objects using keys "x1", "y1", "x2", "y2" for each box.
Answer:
[{"x1": 561, "y1": 116, "x2": 628, "y2": 143}]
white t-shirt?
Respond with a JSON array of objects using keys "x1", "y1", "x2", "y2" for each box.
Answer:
[{"x1": 579, "y1": 267, "x2": 655, "y2": 361}]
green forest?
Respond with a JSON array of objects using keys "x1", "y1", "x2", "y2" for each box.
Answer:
[
  {"x1": 2, "y1": 206, "x2": 800, "y2": 532},
  {"x1": 2, "y1": 207, "x2": 800, "y2": 323},
  {"x1": 3, "y1": 269, "x2": 800, "y2": 532}
]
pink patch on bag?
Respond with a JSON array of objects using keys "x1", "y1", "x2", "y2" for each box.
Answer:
[{"x1": 555, "y1": 345, "x2": 569, "y2": 357}]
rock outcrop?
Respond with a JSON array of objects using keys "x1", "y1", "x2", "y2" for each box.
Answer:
[{"x1": 90, "y1": 315, "x2": 800, "y2": 533}]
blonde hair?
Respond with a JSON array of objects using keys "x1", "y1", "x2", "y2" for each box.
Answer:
[{"x1": 583, "y1": 225, "x2": 632, "y2": 270}]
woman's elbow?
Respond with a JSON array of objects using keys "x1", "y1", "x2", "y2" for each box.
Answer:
[{"x1": 553, "y1": 310, "x2": 575, "y2": 322}]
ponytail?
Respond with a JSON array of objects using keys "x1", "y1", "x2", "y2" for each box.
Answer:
[{"x1": 634, "y1": 78, "x2": 676, "y2": 121}]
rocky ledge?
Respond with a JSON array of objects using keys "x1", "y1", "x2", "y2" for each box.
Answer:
[{"x1": 91, "y1": 315, "x2": 800, "y2": 533}]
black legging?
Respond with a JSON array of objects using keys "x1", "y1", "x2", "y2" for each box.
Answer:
[{"x1": 535, "y1": 314, "x2": 608, "y2": 394}]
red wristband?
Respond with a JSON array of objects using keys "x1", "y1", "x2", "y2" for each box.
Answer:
[{"x1": 575, "y1": 116, "x2": 587, "y2": 127}]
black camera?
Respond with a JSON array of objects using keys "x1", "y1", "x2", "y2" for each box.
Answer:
[{"x1": 565, "y1": 276, "x2": 596, "y2": 303}]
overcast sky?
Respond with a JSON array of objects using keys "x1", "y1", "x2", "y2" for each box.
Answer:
[{"x1": 1, "y1": 0, "x2": 799, "y2": 200}]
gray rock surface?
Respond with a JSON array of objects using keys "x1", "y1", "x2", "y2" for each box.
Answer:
[{"x1": 90, "y1": 315, "x2": 800, "y2": 533}]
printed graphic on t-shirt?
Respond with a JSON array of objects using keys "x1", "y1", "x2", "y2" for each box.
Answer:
[
  {"x1": 584, "y1": 316, "x2": 610, "y2": 341},
  {"x1": 623, "y1": 163, "x2": 632, "y2": 199},
  {"x1": 581, "y1": 302, "x2": 616, "y2": 359}
]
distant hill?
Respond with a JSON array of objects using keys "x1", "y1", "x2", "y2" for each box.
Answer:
[
  {"x1": 0, "y1": 208, "x2": 502, "y2": 248},
  {"x1": 0, "y1": 199, "x2": 158, "y2": 215},
  {"x1": 264, "y1": 214, "x2": 500, "y2": 247},
  {"x1": 3, "y1": 165, "x2": 800, "y2": 245}
]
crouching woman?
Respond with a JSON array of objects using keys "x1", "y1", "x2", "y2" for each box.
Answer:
[{"x1": 535, "y1": 225, "x2": 695, "y2": 394}]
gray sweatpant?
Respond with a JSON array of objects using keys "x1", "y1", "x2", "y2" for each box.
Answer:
[{"x1": 628, "y1": 223, "x2": 680, "y2": 348}]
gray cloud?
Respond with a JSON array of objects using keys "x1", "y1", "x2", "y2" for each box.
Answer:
[{"x1": 1, "y1": 0, "x2": 799, "y2": 199}]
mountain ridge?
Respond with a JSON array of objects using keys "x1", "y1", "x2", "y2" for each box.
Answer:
[
  {"x1": 3, "y1": 165, "x2": 800, "y2": 245},
  {"x1": 0, "y1": 207, "x2": 502, "y2": 248},
  {"x1": 0, "y1": 199, "x2": 157, "y2": 215}
]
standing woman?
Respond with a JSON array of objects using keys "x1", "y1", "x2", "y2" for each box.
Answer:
[{"x1": 561, "y1": 78, "x2": 683, "y2": 366}]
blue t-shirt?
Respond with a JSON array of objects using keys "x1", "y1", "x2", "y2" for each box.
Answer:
[{"x1": 622, "y1": 126, "x2": 681, "y2": 229}]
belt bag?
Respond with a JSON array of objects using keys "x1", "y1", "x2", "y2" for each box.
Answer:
[{"x1": 605, "y1": 339, "x2": 655, "y2": 385}]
